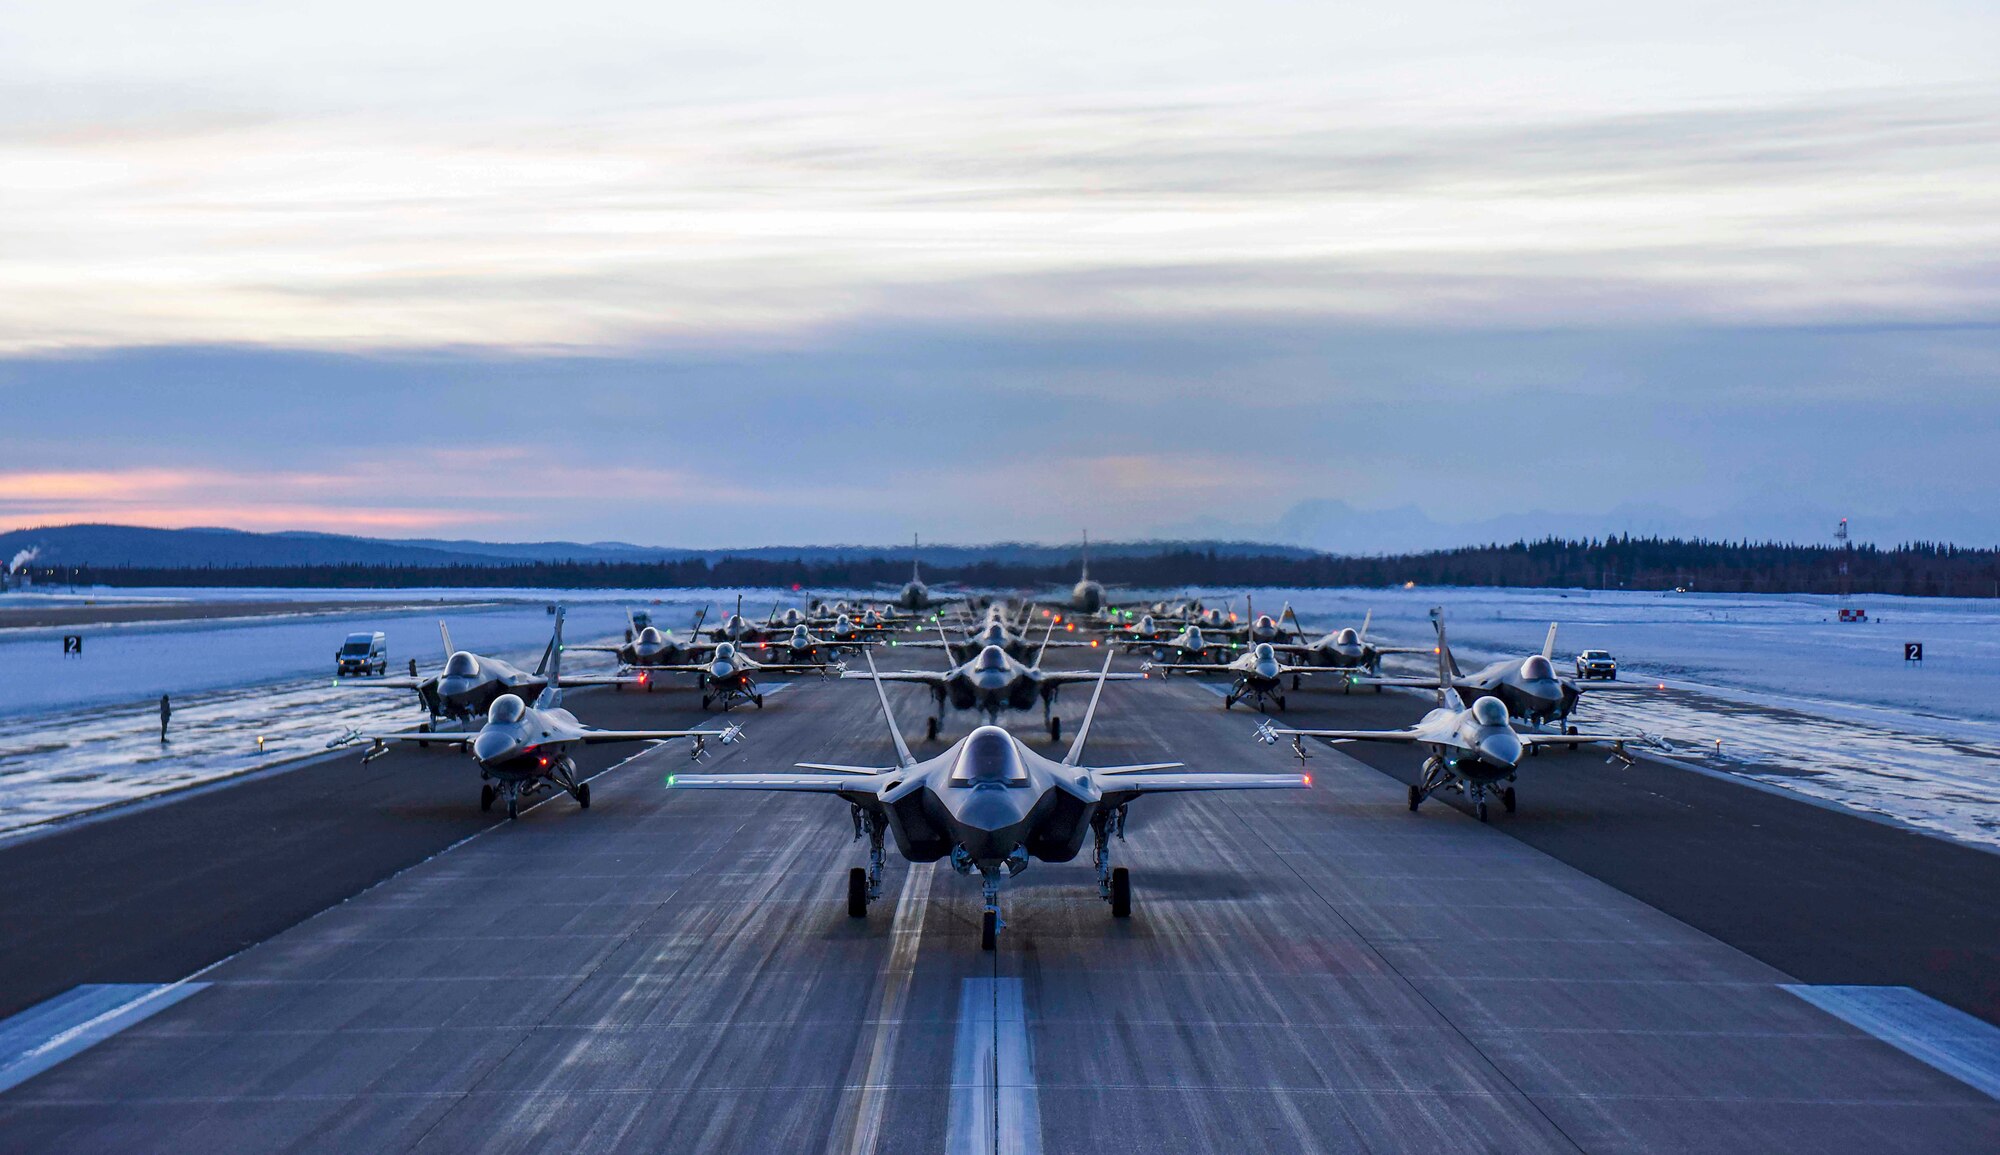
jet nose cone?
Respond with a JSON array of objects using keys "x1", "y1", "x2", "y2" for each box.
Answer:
[
  {"x1": 473, "y1": 731, "x2": 521, "y2": 764},
  {"x1": 1477, "y1": 732, "x2": 1523, "y2": 769}
]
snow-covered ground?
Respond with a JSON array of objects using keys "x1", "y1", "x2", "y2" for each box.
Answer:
[
  {"x1": 1220, "y1": 587, "x2": 2000, "y2": 848},
  {"x1": 0, "y1": 588, "x2": 743, "y2": 835}
]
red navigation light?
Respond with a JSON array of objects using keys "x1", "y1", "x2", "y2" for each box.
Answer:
[
  {"x1": 1089, "y1": 640, "x2": 1099, "y2": 648},
  {"x1": 1303, "y1": 773, "x2": 1312, "y2": 786},
  {"x1": 538, "y1": 756, "x2": 549, "y2": 767}
]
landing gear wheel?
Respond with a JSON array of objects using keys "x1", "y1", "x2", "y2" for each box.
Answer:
[
  {"x1": 755, "y1": 694, "x2": 765, "y2": 709},
  {"x1": 700, "y1": 695, "x2": 711, "y2": 710},
  {"x1": 1223, "y1": 697, "x2": 1234, "y2": 711},
  {"x1": 1566, "y1": 724, "x2": 1579, "y2": 736},
  {"x1": 1277, "y1": 696, "x2": 1287, "y2": 711},
  {"x1": 1501, "y1": 787, "x2": 1517, "y2": 814},
  {"x1": 847, "y1": 868, "x2": 868, "y2": 918},
  {"x1": 1407, "y1": 784, "x2": 1421, "y2": 811},
  {"x1": 980, "y1": 910, "x2": 998, "y2": 951},
  {"x1": 506, "y1": 795, "x2": 519, "y2": 820},
  {"x1": 926, "y1": 716, "x2": 940, "y2": 741},
  {"x1": 480, "y1": 784, "x2": 495, "y2": 813},
  {"x1": 576, "y1": 782, "x2": 591, "y2": 809},
  {"x1": 1049, "y1": 717, "x2": 1062, "y2": 742},
  {"x1": 1292, "y1": 674, "x2": 1301, "y2": 690},
  {"x1": 1110, "y1": 867, "x2": 1131, "y2": 918},
  {"x1": 1475, "y1": 800, "x2": 1489, "y2": 823}
]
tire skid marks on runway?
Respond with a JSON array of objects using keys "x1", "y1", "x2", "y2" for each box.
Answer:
[
  {"x1": 829, "y1": 861, "x2": 936, "y2": 1155},
  {"x1": 945, "y1": 977, "x2": 1041, "y2": 1155}
]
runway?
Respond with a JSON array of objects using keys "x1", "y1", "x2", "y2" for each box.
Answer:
[{"x1": 1, "y1": 666, "x2": 1996, "y2": 1151}]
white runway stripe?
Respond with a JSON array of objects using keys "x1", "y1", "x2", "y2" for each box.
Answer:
[
  {"x1": 1783, "y1": 984, "x2": 2000, "y2": 1100},
  {"x1": 0, "y1": 982, "x2": 209, "y2": 1094},
  {"x1": 946, "y1": 977, "x2": 1041, "y2": 1155}
]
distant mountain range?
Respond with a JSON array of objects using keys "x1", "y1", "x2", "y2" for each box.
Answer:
[{"x1": 0, "y1": 524, "x2": 1322, "y2": 571}]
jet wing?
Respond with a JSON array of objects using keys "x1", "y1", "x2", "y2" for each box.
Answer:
[
  {"x1": 348, "y1": 730, "x2": 471, "y2": 747},
  {"x1": 1096, "y1": 772, "x2": 1309, "y2": 796},
  {"x1": 1521, "y1": 732, "x2": 1659, "y2": 748},
  {"x1": 557, "y1": 673, "x2": 644, "y2": 688},
  {"x1": 576, "y1": 727, "x2": 739, "y2": 744},
  {"x1": 1262, "y1": 726, "x2": 1424, "y2": 744},
  {"x1": 339, "y1": 678, "x2": 430, "y2": 690},
  {"x1": 1146, "y1": 662, "x2": 1235, "y2": 674},
  {"x1": 1037, "y1": 670, "x2": 1146, "y2": 685},
  {"x1": 565, "y1": 644, "x2": 626, "y2": 654},
  {"x1": 630, "y1": 663, "x2": 713, "y2": 673},
  {"x1": 1346, "y1": 676, "x2": 1442, "y2": 689},
  {"x1": 841, "y1": 670, "x2": 948, "y2": 685},
  {"x1": 669, "y1": 772, "x2": 886, "y2": 793}
]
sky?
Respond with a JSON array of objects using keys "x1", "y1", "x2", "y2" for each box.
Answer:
[{"x1": 2, "y1": 1, "x2": 1996, "y2": 550}]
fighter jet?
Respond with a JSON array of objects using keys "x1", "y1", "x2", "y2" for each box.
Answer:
[
  {"x1": 637, "y1": 640, "x2": 831, "y2": 711},
  {"x1": 674, "y1": 651, "x2": 1308, "y2": 949},
  {"x1": 765, "y1": 622, "x2": 883, "y2": 665},
  {"x1": 1125, "y1": 623, "x2": 1237, "y2": 666},
  {"x1": 909, "y1": 604, "x2": 1096, "y2": 663},
  {"x1": 340, "y1": 610, "x2": 739, "y2": 817},
  {"x1": 1150, "y1": 641, "x2": 1322, "y2": 711},
  {"x1": 1256, "y1": 618, "x2": 1664, "y2": 821},
  {"x1": 1355, "y1": 617, "x2": 1641, "y2": 728},
  {"x1": 1096, "y1": 612, "x2": 1178, "y2": 648},
  {"x1": 702, "y1": 596, "x2": 784, "y2": 645},
  {"x1": 342, "y1": 617, "x2": 636, "y2": 726},
  {"x1": 1063, "y1": 530, "x2": 1108, "y2": 614},
  {"x1": 851, "y1": 622, "x2": 1141, "y2": 741},
  {"x1": 567, "y1": 608, "x2": 716, "y2": 678},
  {"x1": 1267, "y1": 610, "x2": 1430, "y2": 687}
]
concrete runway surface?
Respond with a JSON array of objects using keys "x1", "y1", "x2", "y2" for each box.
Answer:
[{"x1": 1, "y1": 664, "x2": 1996, "y2": 1152}]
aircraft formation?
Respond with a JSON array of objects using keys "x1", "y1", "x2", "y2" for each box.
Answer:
[{"x1": 327, "y1": 545, "x2": 1691, "y2": 950}]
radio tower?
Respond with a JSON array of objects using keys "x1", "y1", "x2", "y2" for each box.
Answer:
[{"x1": 1836, "y1": 518, "x2": 1852, "y2": 600}]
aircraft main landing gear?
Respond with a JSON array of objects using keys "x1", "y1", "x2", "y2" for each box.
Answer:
[
  {"x1": 1502, "y1": 786, "x2": 1517, "y2": 814},
  {"x1": 979, "y1": 868, "x2": 1002, "y2": 951},
  {"x1": 480, "y1": 784, "x2": 495, "y2": 812},
  {"x1": 1048, "y1": 716, "x2": 1062, "y2": 742},
  {"x1": 926, "y1": 716, "x2": 940, "y2": 741},
  {"x1": 1110, "y1": 867, "x2": 1131, "y2": 918},
  {"x1": 848, "y1": 868, "x2": 868, "y2": 917}
]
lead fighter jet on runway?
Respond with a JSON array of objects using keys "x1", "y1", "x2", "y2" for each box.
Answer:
[
  {"x1": 1256, "y1": 617, "x2": 1665, "y2": 821},
  {"x1": 341, "y1": 610, "x2": 739, "y2": 817},
  {"x1": 674, "y1": 651, "x2": 1307, "y2": 949}
]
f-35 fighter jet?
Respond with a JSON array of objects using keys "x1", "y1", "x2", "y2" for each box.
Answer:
[{"x1": 674, "y1": 651, "x2": 1307, "y2": 949}]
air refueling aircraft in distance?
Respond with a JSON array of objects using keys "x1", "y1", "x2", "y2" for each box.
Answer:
[
  {"x1": 852, "y1": 622, "x2": 1141, "y2": 741},
  {"x1": 1256, "y1": 616, "x2": 1665, "y2": 821},
  {"x1": 674, "y1": 651, "x2": 1307, "y2": 949},
  {"x1": 339, "y1": 610, "x2": 739, "y2": 817},
  {"x1": 1355, "y1": 619, "x2": 1644, "y2": 727},
  {"x1": 885, "y1": 535, "x2": 967, "y2": 612},
  {"x1": 1150, "y1": 641, "x2": 1322, "y2": 711},
  {"x1": 637, "y1": 640, "x2": 832, "y2": 711},
  {"x1": 343, "y1": 617, "x2": 637, "y2": 725}
]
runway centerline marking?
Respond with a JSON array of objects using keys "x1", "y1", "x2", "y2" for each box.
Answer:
[
  {"x1": 831, "y1": 860, "x2": 936, "y2": 1155},
  {"x1": 946, "y1": 977, "x2": 1040, "y2": 1155},
  {"x1": 0, "y1": 982, "x2": 210, "y2": 1094},
  {"x1": 1782, "y1": 985, "x2": 2000, "y2": 1100}
]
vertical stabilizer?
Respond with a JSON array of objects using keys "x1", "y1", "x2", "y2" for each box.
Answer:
[
  {"x1": 863, "y1": 651, "x2": 917, "y2": 769},
  {"x1": 537, "y1": 607, "x2": 566, "y2": 709},
  {"x1": 1062, "y1": 649, "x2": 1117, "y2": 766}
]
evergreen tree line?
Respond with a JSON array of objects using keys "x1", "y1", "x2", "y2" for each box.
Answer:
[{"x1": 32, "y1": 536, "x2": 2000, "y2": 598}]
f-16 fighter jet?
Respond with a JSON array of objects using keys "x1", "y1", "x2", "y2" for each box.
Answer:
[
  {"x1": 343, "y1": 615, "x2": 637, "y2": 725},
  {"x1": 852, "y1": 622, "x2": 1141, "y2": 741},
  {"x1": 675, "y1": 652, "x2": 1307, "y2": 949},
  {"x1": 341, "y1": 611, "x2": 739, "y2": 817},
  {"x1": 1150, "y1": 641, "x2": 1322, "y2": 711},
  {"x1": 637, "y1": 640, "x2": 832, "y2": 711},
  {"x1": 1355, "y1": 616, "x2": 1646, "y2": 728},
  {"x1": 1256, "y1": 617, "x2": 1665, "y2": 821}
]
